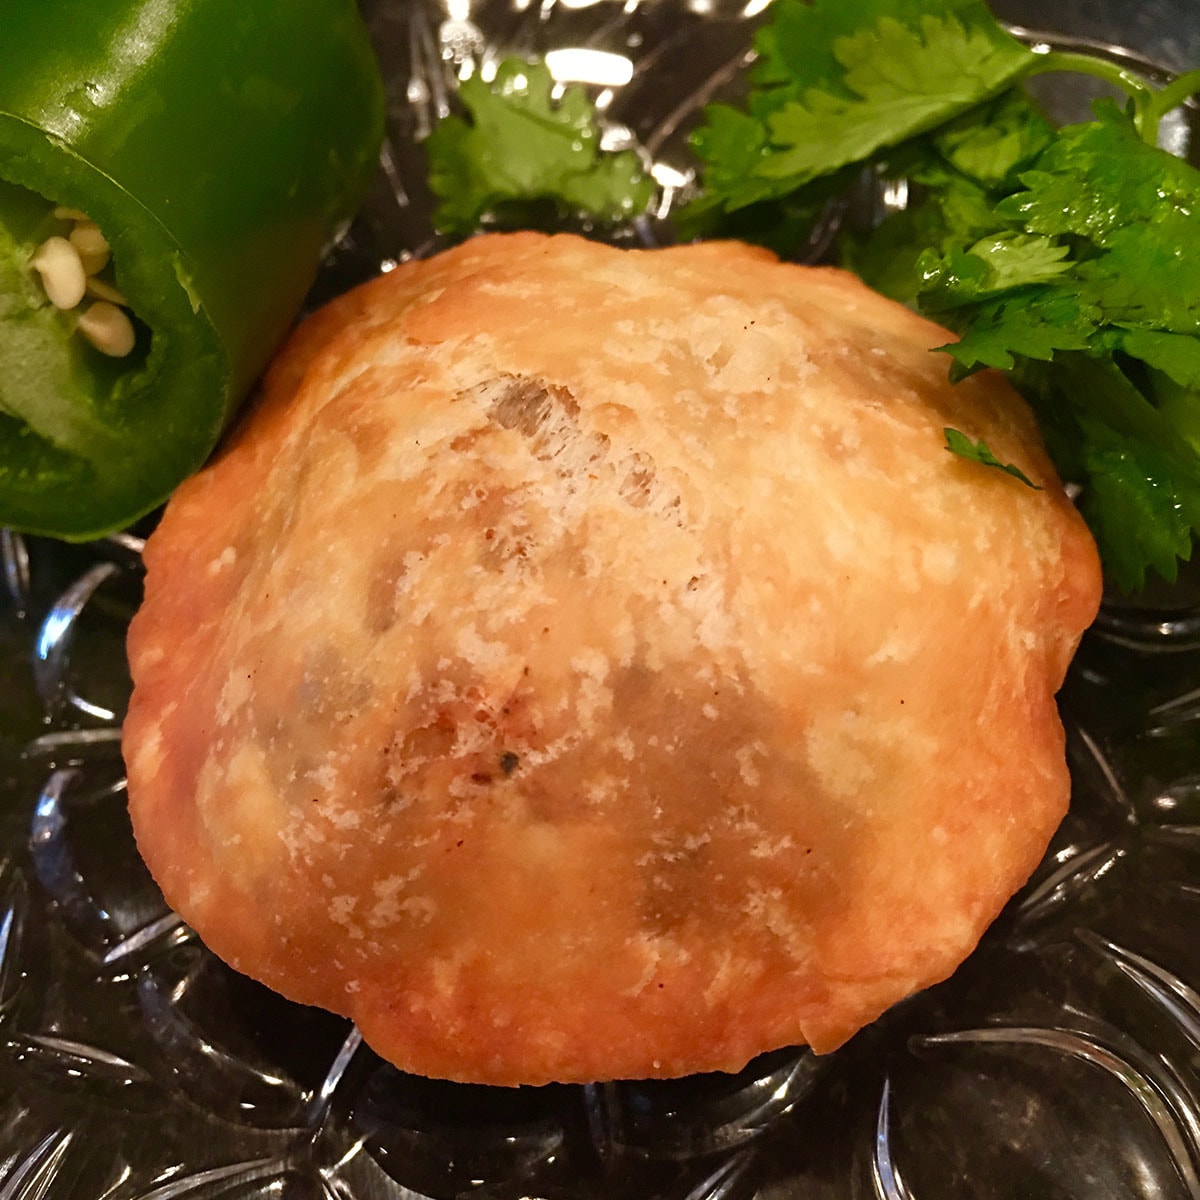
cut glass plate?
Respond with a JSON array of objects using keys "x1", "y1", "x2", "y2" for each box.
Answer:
[{"x1": 2, "y1": 2, "x2": 1199, "y2": 1197}]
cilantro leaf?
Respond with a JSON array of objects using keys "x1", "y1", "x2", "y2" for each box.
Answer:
[
  {"x1": 996, "y1": 101, "x2": 1200, "y2": 247},
  {"x1": 425, "y1": 59, "x2": 654, "y2": 235},
  {"x1": 991, "y1": 103, "x2": 1200, "y2": 340},
  {"x1": 750, "y1": 0, "x2": 1028, "y2": 105},
  {"x1": 1081, "y1": 434, "x2": 1198, "y2": 592},
  {"x1": 1016, "y1": 355, "x2": 1200, "y2": 592},
  {"x1": 760, "y1": 11, "x2": 1034, "y2": 188},
  {"x1": 845, "y1": 90, "x2": 1055, "y2": 303},
  {"x1": 1117, "y1": 329, "x2": 1200, "y2": 391},
  {"x1": 1076, "y1": 221, "x2": 1200, "y2": 334},
  {"x1": 933, "y1": 286, "x2": 1100, "y2": 375},
  {"x1": 898, "y1": 100, "x2": 1200, "y2": 588},
  {"x1": 944, "y1": 428, "x2": 1041, "y2": 488},
  {"x1": 918, "y1": 234, "x2": 1073, "y2": 312},
  {"x1": 928, "y1": 89, "x2": 1055, "y2": 187},
  {"x1": 751, "y1": 0, "x2": 971, "y2": 91},
  {"x1": 1148, "y1": 367, "x2": 1200, "y2": 456},
  {"x1": 687, "y1": 104, "x2": 780, "y2": 212},
  {"x1": 690, "y1": 0, "x2": 1033, "y2": 220}
]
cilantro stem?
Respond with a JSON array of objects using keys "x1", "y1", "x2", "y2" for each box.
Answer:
[
  {"x1": 1023, "y1": 54, "x2": 1200, "y2": 147},
  {"x1": 1026, "y1": 51, "x2": 1155, "y2": 141},
  {"x1": 1145, "y1": 67, "x2": 1200, "y2": 133}
]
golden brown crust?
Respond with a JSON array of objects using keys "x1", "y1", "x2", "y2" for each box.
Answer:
[{"x1": 124, "y1": 233, "x2": 1102, "y2": 1084}]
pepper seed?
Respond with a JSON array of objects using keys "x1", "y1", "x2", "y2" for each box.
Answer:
[
  {"x1": 30, "y1": 237, "x2": 88, "y2": 310},
  {"x1": 77, "y1": 302, "x2": 136, "y2": 358},
  {"x1": 69, "y1": 222, "x2": 111, "y2": 275},
  {"x1": 85, "y1": 277, "x2": 129, "y2": 307}
]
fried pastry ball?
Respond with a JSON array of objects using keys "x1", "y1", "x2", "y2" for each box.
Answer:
[{"x1": 124, "y1": 233, "x2": 1102, "y2": 1085}]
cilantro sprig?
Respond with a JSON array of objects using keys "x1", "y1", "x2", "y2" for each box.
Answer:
[
  {"x1": 943, "y1": 428, "x2": 1041, "y2": 490},
  {"x1": 425, "y1": 59, "x2": 655, "y2": 235},
  {"x1": 693, "y1": 0, "x2": 1035, "y2": 211},
  {"x1": 689, "y1": 0, "x2": 1200, "y2": 592}
]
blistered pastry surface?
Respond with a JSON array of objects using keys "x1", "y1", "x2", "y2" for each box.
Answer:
[{"x1": 123, "y1": 233, "x2": 1101, "y2": 1084}]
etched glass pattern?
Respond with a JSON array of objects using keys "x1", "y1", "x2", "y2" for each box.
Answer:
[{"x1": 2, "y1": 2, "x2": 1200, "y2": 1196}]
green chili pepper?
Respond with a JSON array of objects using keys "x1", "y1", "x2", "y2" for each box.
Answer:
[{"x1": 0, "y1": 0, "x2": 385, "y2": 538}]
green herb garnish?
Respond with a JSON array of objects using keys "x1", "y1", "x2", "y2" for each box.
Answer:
[
  {"x1": 944, "y1": 427, "x2": 1041, "y2": 489},
  {"x1": 692, "y1": 0, "x2": 1035, "y2": 212},
  {"x1": 425, "y1": 58, "x2": 655, "y2": 235}
]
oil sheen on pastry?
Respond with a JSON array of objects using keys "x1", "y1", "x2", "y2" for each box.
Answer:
[{"x1": 124, "y1": 233, "x2": 1103, "y2": 1085}]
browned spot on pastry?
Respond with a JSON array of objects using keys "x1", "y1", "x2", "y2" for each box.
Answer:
[
  {"x1": 459, "y1": 374, "x2": 685, "y2": 524},
  {"x1": 484, "y1": 375, "x2": 580, "y2": 436}
]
